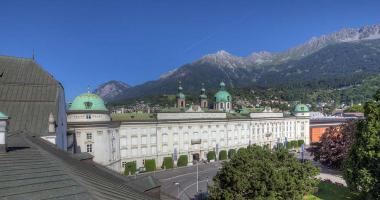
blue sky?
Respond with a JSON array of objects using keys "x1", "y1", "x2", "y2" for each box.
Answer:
[{"x1": 0, "y1": 0, "x2": 380, "y2": 101}]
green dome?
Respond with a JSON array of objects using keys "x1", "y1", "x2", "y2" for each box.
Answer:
[
  {"x1": 214, "y1": 91, "x2": 232, "y2": 102},
  {"x1": 176, "y1": 82, "x2": 185, "y2": 99},
  {"x1": 69, "y1": 93, "x2": 108, "y2": 111},
  {"x1": 0, "y1": 112, "x2": 8, "y2": 120},
  {"x1": 214, "y1": 81, "x2": 231, "y2": 102},
  {"x1": 199, "y1": 85, "x2": 207, "y2": 99},
  {"x1": 293, "y1": 104, "x2": 309, "y2": 112}
]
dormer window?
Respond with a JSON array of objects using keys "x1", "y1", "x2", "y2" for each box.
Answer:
[{"x1": 84, "y1": 101, "x2": 93, "y2": 109}]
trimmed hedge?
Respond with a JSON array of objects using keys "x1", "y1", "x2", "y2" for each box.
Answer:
[
  {"x1": 177, "y1": 155, "x2": 188, "y2": 167},
  {"x1": 297, "y1": 140, "x2": 304, "y2": 147},
  {"x1": 286, "y1": 140, "x2": 299, "y2": 149},
  {"x1": 144, "y1": 159, "x2": 156, "y2": 172},
  {"x1": 219, "y1": 150, "x2": 227, "y2": 160},
  {"x1": 207, "y1": 151, "x2": 216, "y2": 161},
  {"x1": 124, "y1": 161, "x2": 136, "y2": 175},
  {"x1": 228, "y1": 149, "x2": 236, "y2": 159},
  {"x1": 162, "y1": 157, "x2": 174, "y2": 169}
]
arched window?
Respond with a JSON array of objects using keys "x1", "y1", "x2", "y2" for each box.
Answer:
[
  {"x1": 181, "y1": 101, "x2": 184, "y2": 107},
  {"x1": 227, "y1": 102, "x2": 230, "y2": 109},
  {"x1": 220, "y1": 103, "x2": 224, "y2": 109},
  {"x1": 203, "y1": 102, "x2": 207, "y2": 107}
]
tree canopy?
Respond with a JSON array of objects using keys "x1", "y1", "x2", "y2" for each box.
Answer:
[
  {"x1": 344, "y1": 91, "x2": 380, "y2": 199},
  {"x1": 209, "y1": 145, "x2": 319, "y2": 200},
  {"x1": 308, "y1": 121, "x2": 357, "y2": 169}
]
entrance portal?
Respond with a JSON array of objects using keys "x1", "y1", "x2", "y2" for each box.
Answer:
[{"x1": 192, "y1": 153, "x2": 200, "y2": 162}]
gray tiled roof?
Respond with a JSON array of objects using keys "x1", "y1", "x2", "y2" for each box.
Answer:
[
  {"x1": 0, "y1": 56, "x2": 62, "y2": 136},
  {"x1": 0, "y1": 135, "x2": 156, "y2": 200}
]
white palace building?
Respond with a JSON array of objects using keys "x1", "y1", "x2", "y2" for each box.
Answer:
[{"x1": 67, "y1": 82, "x2": 310, "y2": 173}]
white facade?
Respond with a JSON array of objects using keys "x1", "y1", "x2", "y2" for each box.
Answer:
[{"x1": 68, "y1": 111, "x2": 309, "y2": 173}]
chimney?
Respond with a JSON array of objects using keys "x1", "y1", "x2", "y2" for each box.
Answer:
[
  {"x1": 48, "y1": 112, "x2": 56, "y2": 134},
  {"x1": 0, "y1": 112, "x2": 9, "y2": 153}
]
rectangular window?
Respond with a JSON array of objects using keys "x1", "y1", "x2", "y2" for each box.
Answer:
[
  {"x1": 131, "y1": 137, "x2": 138, "y2": 145},
  {"x1": 86, "y1": 144, "x2": 92, "y2": 153},
  {"x1": 97, "y1": 131, "x2": 102, "y2": 135},
  {"x1": 132, "y1": 148, "x2": 137, "y2": 156},
  {"x1": 122, "y1": 161, "x2": 127, "y2": 168},
  {"x1": 151, "y1": 135, "x2": 157, "y2": 144},
  {"x1": 120, "y1": 138, "x2": 127, "y2": 147},
  {"x1": 162, "y1": 145, "x2": 168, "y2": 152},
  {"x1": 142, "y1": 147, "x2": 147, "y2": 155},
  {"x1": 86, "y1": 133, "x2": 92, "y2": 140},
  {"x1": 121, "y1": 149, "x2": 127, "y2": 157},
  {"x1": 141, "y1": 136, "x2": 147, "y2": 145},
  {"x1": 151, "y1": 146, "x2": 157, "y2": 154}
]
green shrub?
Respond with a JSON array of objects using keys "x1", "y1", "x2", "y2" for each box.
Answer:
[
  {"x1": 297, "y1": 140, "x2": 304, "y2": 147},
  {"x1": 291, "y1": 141, "x2": 298, "y2": 148},
  {"x1": 124, "y1": 161, "x2": 136, "y2": 175},
  {"x1": 177, "y1": 155, "x2": 188, "y2": 167},
  {"x1": 144, "y1": 159, "x2": 156, "y2": 172},
  {"x1": 162, "y1": 157, "x2": 173, "y2": 169},
  {"x1": 287, "y1": 141, "x2": 298, "y2": 149},
  {"x1": 219, "y1": 150, "x2": 227, "y2": 160},
  {"x1": 207, "y1": 151, "x2": 216, "y2": 161},
  {"x1": 228, "y1": 149, "x2": 236, "y2": 159},
  {"x1": 276, "y1": 143, "x2": 285, "y2": 150},
  {"x1": 238, "y1": 147, "x2": 246, "y2": 154}
]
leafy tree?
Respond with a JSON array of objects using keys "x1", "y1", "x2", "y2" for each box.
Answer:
[
  {"x1": 308, "y1": 121, "x2": 357, "y2": 169},
  {"x1": 344, "y1": 91, "x2": 380, "y2": 199},
  {"x1": 344, "y1": 104, "x2": 364, "y2": 113},
  {"x1": 177, "y1": 155, "x2": 188, "y2": 167},
  {"x1": 209, "y1": 145, "x2": 319, "y2": 200},
  {"x1": 219, "y1": 150, "x2": 227, "y2": 160},
  {"x1": 144, "y1": 159, "x2": 156, "y2": 172},
  {"x1": 162, "y1": 157, "x2": 173, "y2": 169},
  {"x1": 124, "y1": 161, "x2": 136, "y2": 175},
  {"x1": 228, "y1": 149, "x2": 236, "y2": 159}
]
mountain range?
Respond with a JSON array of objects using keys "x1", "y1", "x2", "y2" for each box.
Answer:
[{"x1": 95, "y1": 24, "x2": 380, "y2": 103}]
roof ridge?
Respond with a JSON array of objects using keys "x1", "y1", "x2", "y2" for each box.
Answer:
[{"x1": 0, "y1": 55, "x2": 33, "y2": 61}]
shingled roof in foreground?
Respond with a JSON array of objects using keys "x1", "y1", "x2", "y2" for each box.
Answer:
[
  {"x1": 0, "y1": 55, "x2": 67, "y2": 140},
  {"x1": 0, "y1": 134, "x2": 156, "y2": 200}
]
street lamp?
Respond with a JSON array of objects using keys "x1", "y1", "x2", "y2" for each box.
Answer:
[{"x1": 173, "y1": 182, "x2": 180, "y2": 199}]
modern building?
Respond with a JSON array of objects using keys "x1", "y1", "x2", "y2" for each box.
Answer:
[
  {"x1": 0, "y1": 56, "x2": 67, "y2": 150},
  {"x1": 309, "y1": 112, "x2": 364, "y2": 143},
  {"x1": 68, "y1": 82, "x2": 311, "y2": 173}
]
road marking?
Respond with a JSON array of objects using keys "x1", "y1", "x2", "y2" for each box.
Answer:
[
  {"x1": 179, "y1": 179, "x2": 208, "y2": 198},
  {"x1": 159, "y1": 168, "x2": 218, "y2": 181}
]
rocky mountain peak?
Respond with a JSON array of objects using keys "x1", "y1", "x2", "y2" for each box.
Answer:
[{"x1": 94, "y1": 80, "x2": 130, "y2": 102}]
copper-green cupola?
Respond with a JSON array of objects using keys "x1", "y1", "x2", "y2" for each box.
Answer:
[
  {"x1": 293, "y1": 104, "x2": 309, "y2": 113},
  {"x1": 176, "y1": 81, "x2": 186, "y2": 100},
  {"x1": 199, "y1": 83, "x2": 207, "y2": 99},
  {"x1": 214, "y1": 81, "x2": 232, "y2": 103},
  {"x1": 69, "y1": 92, "x2": 108, "y2": 111}
]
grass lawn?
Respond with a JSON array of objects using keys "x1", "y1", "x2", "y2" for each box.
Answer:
[{"x1": 304, "y1": 182, "x2": 359, "y2": 200}]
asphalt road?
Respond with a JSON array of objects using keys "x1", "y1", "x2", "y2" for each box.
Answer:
[{"x1": 132, "y1": 161, "x2": 222, "y2": 200}]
